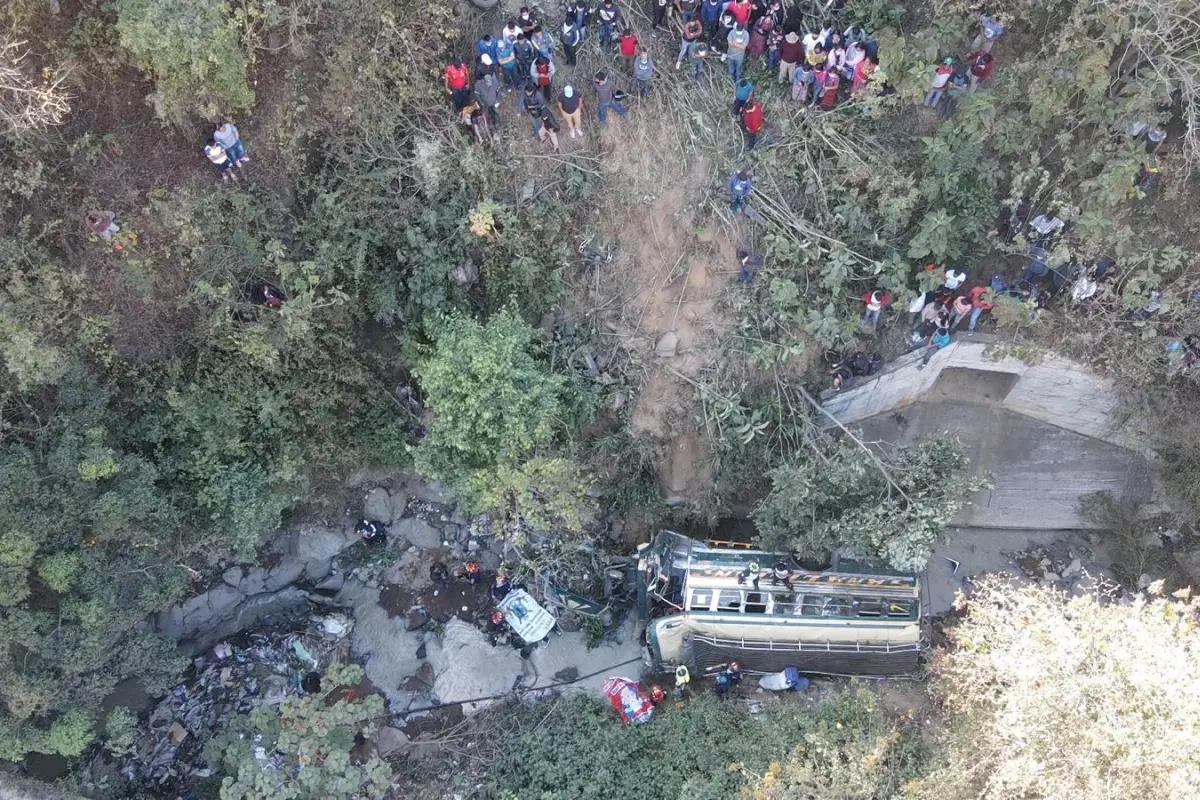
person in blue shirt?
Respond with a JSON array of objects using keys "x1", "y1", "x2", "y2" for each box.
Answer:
[
  {"x1": 729, "y1": 170, "x2": 751, "y2": 212},
  {"x1": 496, "y1": 36, "x2": 519, "y2": 91},
  {"x1": 700, "y1": 0, "x2": 725, "y2": 39},
  {"x1": 919, "y1": 326, "x2": 952, "y2": 367},
  {"x1": 530, "y1": 26, "x2": 556, "y2": 60},
  {"x1": 732, "y1": 76, "x2": 754, "y2": 118},
  {"x1": 478, "y1": 34, "x2": 499, "y2": 65}
]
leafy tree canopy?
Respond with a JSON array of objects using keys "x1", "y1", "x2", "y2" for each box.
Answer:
[{"x1": 754, "y1": 434, "x2": 987, "y2": 571}]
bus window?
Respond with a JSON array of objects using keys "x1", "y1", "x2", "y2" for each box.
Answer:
[
  {"x1": 800, "y1": 594, "x2": 854, "y2": 617},
  {"x1": 745, "y1": 592, "x2": 767, "y2": 614},
  {"x1": 689, "y1": 588, "x2": 713, "y2": 611},
  {"x1": 855, "y1": 598, "x2": 883, "y2": 617},
  {"x1": 717, "y1": 590, "x2": 743, "y2": 612},
  {"x1": 885, "y1": 599, "x2": 913, "y2": 617}
]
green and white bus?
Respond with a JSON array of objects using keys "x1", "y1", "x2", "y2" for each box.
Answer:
[{"x1": 636, "y1": 532, "x2": 923, "y2": 676}]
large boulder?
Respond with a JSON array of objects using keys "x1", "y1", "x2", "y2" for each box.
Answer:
[
  {"x1": 395, "y1": 518, "x2": 444, "y2": 550},
  {"x1": 296, "y1": 524, "x2": 355, "y2": 562},
  {"x1": 428, "y1": 619, "x2": 525, "y2": 714},
  {"x1": 363, "y1": 487, "x2": 394, "y2": 523}
]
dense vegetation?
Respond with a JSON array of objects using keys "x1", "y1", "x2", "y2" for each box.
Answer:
[{"x1": 2, "y1": 0, "x2": 1200, "y2": 794}]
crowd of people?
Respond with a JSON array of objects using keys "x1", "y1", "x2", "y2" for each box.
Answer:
[{"x1": 431, "y1": 0, "x2": 899, "y2": 151}]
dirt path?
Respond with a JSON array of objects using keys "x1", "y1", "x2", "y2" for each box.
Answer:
[{"x1": 588, "y1": 107, "x2": 738, "y2": 508}]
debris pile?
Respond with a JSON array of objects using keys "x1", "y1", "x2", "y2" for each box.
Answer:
[
  {"x1": 115, "y1": 613, "x2": 354, "y2": 790},
  {"x1": 1011, "y1": 542, "x2": 1119, "y2": 597}
]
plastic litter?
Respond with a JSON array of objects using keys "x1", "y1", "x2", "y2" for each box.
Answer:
[{"x1": 291, "y1": 639, "x2": 318, "y2": 668}]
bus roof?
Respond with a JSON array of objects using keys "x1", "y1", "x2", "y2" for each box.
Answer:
[{"x1": 651, "y1": 531, "x2": 918, "y2": 594}]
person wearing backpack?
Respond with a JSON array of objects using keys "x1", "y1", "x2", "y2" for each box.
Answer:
[{"x1": 532, "y1": 55, "x2": 556, "y2": 99}]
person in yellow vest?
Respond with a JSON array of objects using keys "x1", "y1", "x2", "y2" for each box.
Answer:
[{"x1": 673, "y1": 665, "x2": 691, "y2": 699}]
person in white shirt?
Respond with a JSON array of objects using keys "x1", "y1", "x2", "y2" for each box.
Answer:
[
  {"x1": 944, "y1": 268, "x2": 966, "y2": 290},
  {"x1": 1029, "y1": 213, "x2": 1065, "y2": 245}
]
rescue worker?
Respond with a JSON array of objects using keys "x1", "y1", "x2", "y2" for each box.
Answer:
[
  {"x1": 487, "y1": 610, "x2": 508, "y2": 645},
  {"x1": 464, "y1": 561, "x2": 482, "y2": 584},
  {"x1": 737, "y1": 561, "x2": 761, "y2": 589},
  {"x1": 714, "y1": 668, "x2": 733, "y2": 698},
  {"x1": 715, "y1": 661, "x2": 742, "y2": 698},
  {"x1": 722, "y1": 661, "x2": 743, "y2": 686},
  {"x1": 356, "y1": 518, "x2": 386, "y2": 542},
  {"x1": 492, "y1": 572, "x2": 514, "y2": 603},
  {"x1": 673, "y1": 665, "x2": 691, "y2": 699}
]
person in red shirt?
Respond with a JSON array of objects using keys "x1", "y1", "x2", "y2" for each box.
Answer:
[
  {"x1": 443, "y1": 56, "x2": 471, "y2": 111},
  {"x1": 967, "y1": 285, "x2": 994, "y2": 331},
  {"x1": 728, "y1": 0, "x2": 751, "y2": 26},
  {"x1": 740, "y1": 99, "x2": 763, "y2": 149},
  {"x1": 619, "y1": 29, "x2": 638, "y2": 73},
  {"x1": 967, "y1": 50, "x2": 994, "y2": 93}
]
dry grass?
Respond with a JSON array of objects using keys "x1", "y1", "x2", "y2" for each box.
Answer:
[{"x1": 920, "y1": 576, "x2": 1200, "y2": 800}]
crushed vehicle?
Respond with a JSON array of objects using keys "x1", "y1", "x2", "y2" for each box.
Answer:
[{"x1": 635, "y1": 531, "x2": 923, "y2": 676}]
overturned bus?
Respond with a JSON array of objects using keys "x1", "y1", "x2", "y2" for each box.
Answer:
[{"x1": 636, "y1": 531, "x2": 923, "y2": 676}]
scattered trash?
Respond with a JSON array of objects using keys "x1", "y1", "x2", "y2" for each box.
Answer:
[
  {"x1": 291, "y1": 639, "x2": 318, "y2": 668},
  {"x1": 318, "y1": 613, "x2": 353, "y2": 638},
  {"x1": 95, "y1": 616, "x2": 350, "y2": 792}
]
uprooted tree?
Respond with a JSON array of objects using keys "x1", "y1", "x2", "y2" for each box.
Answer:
[{"x1": 753, "y1": 433, "x2": 987, "y2": 571}]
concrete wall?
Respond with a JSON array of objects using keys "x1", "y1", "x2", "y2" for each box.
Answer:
[
  {"x1": 822, "y1": 338, "x2": 1148, "y2": 452},
  {"x1": 821, "y1": 339, "x2": 1160, "y2": 530}
]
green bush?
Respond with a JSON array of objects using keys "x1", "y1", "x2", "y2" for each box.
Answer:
[
  {"x1": 115, "y1": 0, "x2": 254, "y2": 123},
  {"x1": 488, "y1": 689, "x2": 928, "y2": 800},
  {"x1": 414, "y1": 308, "x2": 569, "y2": 485},
  {"x1": 205, "y1": 664, "x2": 390, "y2": 800}
]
